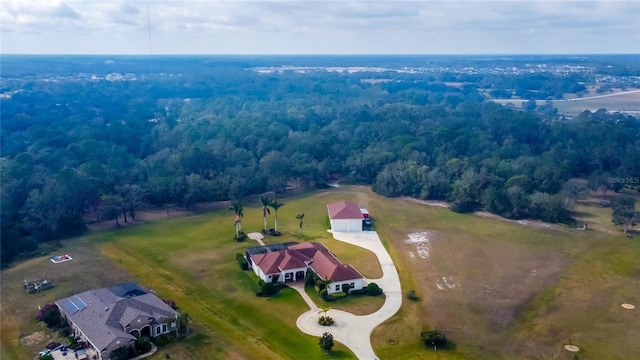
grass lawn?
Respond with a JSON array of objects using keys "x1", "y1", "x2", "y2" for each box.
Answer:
[{"x1": 2, "y1": 185, "x2": 639, "y2": 360}]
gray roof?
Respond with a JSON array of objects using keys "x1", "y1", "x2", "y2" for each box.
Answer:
[{"x1": 55, "y1": 283, "x2": 178, "y2": 352}]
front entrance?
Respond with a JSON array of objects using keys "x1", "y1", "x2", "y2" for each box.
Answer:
[{"x1": 296, "y1": 271, "x2": 305, "y2": 282}]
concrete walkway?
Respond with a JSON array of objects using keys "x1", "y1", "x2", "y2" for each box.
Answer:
[
  {"x1": 247, "y1": 232, "x2": 265, "y2": 245},
  {"x1": 294, "y1": 231, "x2": 402, "y2": 360}
]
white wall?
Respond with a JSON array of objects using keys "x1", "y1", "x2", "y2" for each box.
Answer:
[
  {"x1": 330, "y1": 219, "x2": 362, "y2": 232},
  {"x1": 327, "y1": 279, "x2": 366, "y2": 294}
]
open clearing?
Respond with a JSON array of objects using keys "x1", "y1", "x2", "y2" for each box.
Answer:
[
  {"x1": 2, "y1": 186, "x2": 640, "y2": 359},
  {"x1": 490, "y1": 88, "x2": 640, "y2": 115}
]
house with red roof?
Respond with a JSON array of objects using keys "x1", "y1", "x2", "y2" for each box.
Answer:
[
  {"x1": 248, "y1": 242, "x2": 365, "y2": 294},
  {"x1": 327, "y1": 201, "x2": 364, "y2": 232}
]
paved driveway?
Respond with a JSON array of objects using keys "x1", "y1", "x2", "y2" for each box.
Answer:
[{"x1": 295, "y1": 231, "x2": 402, "y2": 360}]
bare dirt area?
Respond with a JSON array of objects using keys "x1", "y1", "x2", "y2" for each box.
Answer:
[{"x1": 393, "y1": 227, "x2": 570, "y2": 357}]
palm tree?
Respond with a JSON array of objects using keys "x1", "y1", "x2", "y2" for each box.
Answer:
[
  {"x1": 259, "y1": 194, "x2": 271, "y2": 233},
  {"x1": 228, "y1": 201, "x2": 244, "y2": 237},
  {"x1": 269, "y1": 199, "x2": 285, "y2": 233},
  {"x1": 318, "y1": 305, "x2": 332, "y2": 318},
  {"x1": 296, "y1": 213, "x2": 304, "y2": 234}
]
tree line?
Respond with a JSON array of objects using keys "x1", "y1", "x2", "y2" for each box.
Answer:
[{"x1": 2, "y1": 57, "x2": 639, "y2": 267}]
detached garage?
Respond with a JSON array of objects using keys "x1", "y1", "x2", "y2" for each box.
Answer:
[{"x1": 327, "y1": 201, "x2": 364, "y2": 232}]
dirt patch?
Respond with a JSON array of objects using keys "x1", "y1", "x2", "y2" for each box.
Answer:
[
  {"x1": 475, "y1": 211, "x2": 566, "y2": 231},
  {"x1": 401, "y1": 197, "x2": 449, "y2": 208},
  {"x1": 404, "y1": 232, "x2": 435, "y2": 259},
  {"x1": 19, "y1": 331, "x2": 48, "y2": 347},
  {"x1": 393, "y1": 226, "x2": 570, "y2": 355}
]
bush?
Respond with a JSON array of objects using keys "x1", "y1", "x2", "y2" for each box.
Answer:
[
  {"x1": 110, "y1": 346, "x2": 131, "y2": 360},
  {"x1": 37, "y1": 304, "x2": 61, "y2": 329},
  {"x1": 421, "y1": 329, "x2": 446, "y2": 348},
  {"x1": 406, "y1": 290, "x2": 420, "y2": 301},
  {"x1": 236, "y1": 253, "x2": 249, "y2": 270},
  {"x1": 234, "y1": 232, "x2": 247, "y2": 242},
  {"x1": 341, "y1": 283, "x2": 351, "y2": 294},
  {"x1": 258, "y1": 279, "x2": 265, "y2": 287},
  {"x1": 40, "y1": 355, "x2": 54, "y2": 360},
  {"x1": 256, "y1": 282, "x2": 279, "y2": 297},
  {"x1": 317, "y1": 316, "x2": 334, "y2": 326},
  {"x1": 328, "y1": 291, "x2": 347, "y2": 299},
  {"x1": 366, "y1": 283, "x2": 383, "y2": 296},
  {"x1": 163, "y1": 299, "x2": 177, "y2": 310},
  {"x1": 136, "y1": 336, "x2": 152, "y2": 354},
  {"x1": 151, "y1": 335, "x2": 171, "y2": 347},
  {"x1": 318, "y1": 288, "x2": 328, "y2": 300},
  {"x1": 349, "y1": 288, "x2": 367, "y2": 295}
]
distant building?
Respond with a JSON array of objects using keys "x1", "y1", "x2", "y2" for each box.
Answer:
[
  {"x1": 327, "y1": 201, "x2": 364, "y2": 232},
  {"x1": 55, "y1": 282, "x2": 178, "y2": 360}
]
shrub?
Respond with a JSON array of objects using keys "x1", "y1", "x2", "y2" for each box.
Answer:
[
  {"x1": 328, "y1": 291, "x2": 347, "y2": 299},
  {"x1": 341, "y1": 283, "x2": 351, "y2": 294},
  {"x1": 163, "y1": 299, "x2": 177, "y2": 310},
  {"x1": 318, "y1": 288, "x2": 328, "y2": 300},
  {"x1": 349, "y1": 288, "x2": 367, "y2": 295},
  {"x1": 258, "y1": 279, "x2": 265, "y2": 287},
  {"x1": 65, "y1": 336, "x2": 78, "y2": 347},
  {"x1": 234, "y1": 232, "x2": 247, "y2": 242},
  {"x1": 110, "y1": 346, "x2": 130, "y2": 360},
  {"x1": 37, "y1": 304, "x2": 61, "y2": 329},
  {"x1": 421, "y1": 329, "x2": 446, "y2": 348},
  {"x1": 151, "y1": 335, "x2": 172, "y2": 347},
  {"x1": 317, "y1": 316, "x2": 334, "y2": 326},
  {"x1": 136, "y1": 336, "x2": 152, "y2": 354},
  {"x1": 366, "y1": 283, "x2": 383, "y2": 296},
  {"x1": 236, "y1": 253, "x2": 249, "y2": 270},
  {"x1": 40, "y1": 355, "x2": 54, "y2": 360},
  {"x1": 256, "y1": 282, "x2": 279, "y2": 297},
  {"x1": 319, "y1": 332, "x2": 334, "y2": 354},
  {"x1": 406, "y1": 290, "x2": 420, "y2": 301}
]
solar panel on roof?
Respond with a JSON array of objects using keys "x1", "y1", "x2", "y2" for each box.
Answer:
[
  {"x1": 62, "y1": 296, "x2": 87, "y2": 314},
  {"x1": 70, "y1": 296, "x2": 87, "y2": 311},
  {"x1": 62, "y1": 298, "x2": 80, "y2": 314}
]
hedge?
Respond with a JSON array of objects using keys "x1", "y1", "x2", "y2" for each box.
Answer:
[{"x1": 236, "y1": 253, "x2": 249, "y2": 270}]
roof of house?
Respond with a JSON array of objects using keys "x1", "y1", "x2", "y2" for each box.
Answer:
[
  {"x1": 56, "y1": 283, "x2": 178, "y2": 352},
  {"x1": 251, "y1": 242, "x2": 364, "y2": 283},
  {"x1": 327, "y1": 201, "x2": 364, "y2": 220}
]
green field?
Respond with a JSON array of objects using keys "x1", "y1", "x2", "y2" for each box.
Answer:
[{"x1": 2, "y1": 186, "x2": 639, "y2": 359}]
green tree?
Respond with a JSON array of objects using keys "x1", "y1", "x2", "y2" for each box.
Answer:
[
  {"x1": 177, "y1": 312, "x2": 191, "y2": 335},
  {"x1": 318, "y1": 332, "x2": 334, "y2": 354},
  {"x1": 228, "y1": 201, "x2": 244, "y2": 237},
  {"x1": 269, "y1": 199, "x2": 285, "y2": 233},
  {"x1": 260, "y1": 194, "x2": 271, "y2": 232},
  {"x1": 611, "y1": 196, "x2": 639, "y2": 235},
  {"x1": 296, "y1": 213, "x2": 304, "y2": 234}
]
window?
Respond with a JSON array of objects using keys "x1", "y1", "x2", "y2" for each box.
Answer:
[
  {"x1": 161, "y1": 324, "x2": 168, "y2": 333},
  {"x1": 350, "y1": 282, "x2": 355, "y2": 287},
  {"x1": 335, "y1": 284, "x2": 341, "y2": 291}
]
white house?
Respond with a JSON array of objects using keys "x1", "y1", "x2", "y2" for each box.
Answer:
[
  {"x1": 249, "y1": 242, "x2": 365, "y2": 294},
  {"x1": 327, "y1": 201, "x2": 364, "y2": 232}
]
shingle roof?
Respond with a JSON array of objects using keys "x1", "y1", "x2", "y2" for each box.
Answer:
[
  {"x1": 251, "y1": 242, "x2": 364, "y2": 283},
  {"x1": 55, "y1": 284, "x2": 178, "y2": 352},
  {"x1": 327, "y1": 201, "x2": 364, "y2": 220}
]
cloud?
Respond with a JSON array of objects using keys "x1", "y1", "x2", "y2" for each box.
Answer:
[
  {"x1": 53, "y1": 2, "x2": 80, "y2": 19},
  {"x1": 1, "y1": 0, "x2": 638, "y2": 54}
]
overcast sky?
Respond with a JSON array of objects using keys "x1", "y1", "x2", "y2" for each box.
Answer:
[{"x1": 1, "y1": 1, "x2": 639, "y2": 55}]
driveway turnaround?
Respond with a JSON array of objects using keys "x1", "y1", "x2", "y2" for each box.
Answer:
[{"x1": 295, "y1": 231, "x2": 402, "y2": 360}]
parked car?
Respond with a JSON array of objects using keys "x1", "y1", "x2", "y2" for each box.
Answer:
[{"x1": 363, "y1": 217, "x2": 372, "y2": 227}]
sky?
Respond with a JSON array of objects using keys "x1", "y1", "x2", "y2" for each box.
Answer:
[{"x1": 1, "y1": 0, "x2": 639, "y2": 55}]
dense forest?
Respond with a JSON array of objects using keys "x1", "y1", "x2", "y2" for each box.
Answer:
[{"x1": 1, "y1": 55, "x2": 639, "y2": 267}]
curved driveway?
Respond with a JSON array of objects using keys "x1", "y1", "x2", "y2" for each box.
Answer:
[{"x1": 295, "y1": 231, "x2": 402, "y2": 359}]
